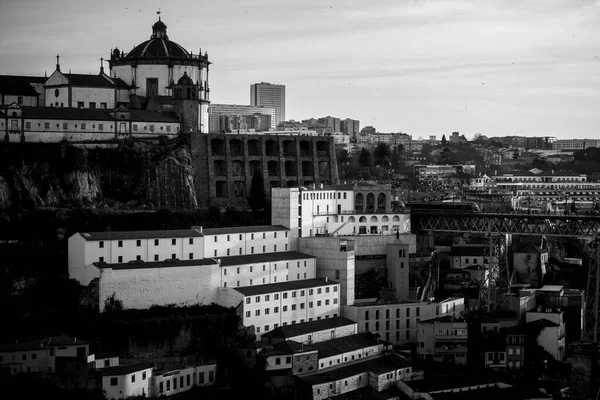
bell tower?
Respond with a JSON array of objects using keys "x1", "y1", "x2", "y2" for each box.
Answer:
[{"x1": 172, "y1": 71, "x2": 199, "y2": 135}]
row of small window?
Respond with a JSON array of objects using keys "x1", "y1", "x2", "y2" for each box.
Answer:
[
  {"x1": 302, "y1": 192, "x2": 347, "y2": 200},
  {"x1": 9, "y1": 353, "x2": 38, "y2": 361},
  {"x1": 99, "y1": 238, "x2": 194, "y2": 248},
  {"x1": 110, "y1": 371, "x2": 147, "y2": 386},
  {"x1": 49, "y1": 102, "x2": 108, "y2": 108},
  {"x1": 225, "y1": 273, "x2": 307, "y2": 286},
  {"x1": 316, "y1": 375, "x2": 363, "y2": 395},
  {"x1": 214, "y1": 232, "x2": 287, "y2": 242},
  {"x1": 365, "y1": 307, "x2": 420, "y2": 320},
  {"x1": 217, "y1": 243, "x2": 287, "y2": 257},
  {"x1": 27, "y1": 120, "x2": 176, "y2": 132},
  {"x1": 157, "y1": 371, "x2": 214, "y2": 393},
  {"x1": 320, "y1": 351, "x2": 375, "y2": 368},
  {"x1": 223, "y1": 260, "x2": 306, "y2": 276},
  {"x1": 100, "y1": 253, "x2": 193, "y2": 263},
  {"x1": 255, "y1": 313, "x2": 339, "y2": 333},
  {"x1": 436, "y1": 329, "x2": 467, "y2": 336},
  {"x1": 365, "y1": 320, "x2": 415, "y2": 331},
  {"x1": 245, "y1": 299, "x2": 338, "y2": 316},
  {"x1": 28, "y1": 121, "x2": 111, "y2": 130},
  {"x1": 246, "y1": 286, "x2": 337, "y2": 303}
]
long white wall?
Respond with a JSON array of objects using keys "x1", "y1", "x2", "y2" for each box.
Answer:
[{"x1": 98, "y1": 263, "x2": 221, "y2": 312}]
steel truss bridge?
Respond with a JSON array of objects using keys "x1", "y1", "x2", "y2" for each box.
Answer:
[{"x1": 411, "y1": 211, "x2": 600, "y2": 343}]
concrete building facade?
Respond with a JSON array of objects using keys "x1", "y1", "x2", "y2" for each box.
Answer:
[{"x1": 250, "y1": 82, "x2": 285, "y2": 127}]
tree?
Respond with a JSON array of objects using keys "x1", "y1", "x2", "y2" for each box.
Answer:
[
  {"x1": 104, "y1": 293, "x2": 123, "y2": 313},
  {"x1": 441, "y1": 134, "x2": 447, "y2": 145},
  {"x1": 373, "y1": 143, "x2": 391, "y2": 167},
  {"x1": 335, "y1": 148, "x2": 350, "y2": 165},
  {"x1": 391, "y1": 147, "x2": 403, "y2": 171},
  {"x1": 358, "y1": 148, "x2": 372, "y2": 167},
  {"x1": 248, "y1": 171, "x2": 267, "y2": 211}
]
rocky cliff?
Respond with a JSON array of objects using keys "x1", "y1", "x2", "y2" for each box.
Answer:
[{"x1": 0, "y1": 140, "x2": 198, "y2": 216}]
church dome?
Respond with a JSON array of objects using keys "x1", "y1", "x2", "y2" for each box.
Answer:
[
  {"x1": 177, "y1": 71, "x2": 194, "y2": 85},
  {"x1": 125, "y1": 18, "x2": 190, "y2": 59}
]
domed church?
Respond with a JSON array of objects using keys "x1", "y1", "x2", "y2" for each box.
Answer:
[{"x1": 108, "y1": 16, "x2": 210, "y2": 132}]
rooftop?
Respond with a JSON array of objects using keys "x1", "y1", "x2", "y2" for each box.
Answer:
[
  {"x1": 298, "y1": 354, "x2": 410, "y2": 385},
  {"x1": 261, "y1": 317, "x2": 356, "y2": 340},
  {"x1": 94, "y1": 258, "x2": 218, "y2": 270},
  {"x1": 200, "y1": 225, "x2": 289, "y2": 235},
  {"x1": 219, "y1": 251, "x2": 316, "y2": 267},
  {"x1": 234, "y1": 277, "x2": 337, "y2": 297},
  {"x1": 449, "y1": 245, "x2": 486, "y2": 257},
  {"x1": 0, "y1": 75, "x2": 41, "y2": 96},
  {"x1": 261, "y1": 340, "x2": 318, "y2": 357},
  {"x1": 430, "y1": 385, "x2": 550, "y2": 400},
  {"x1": 78, "y1": 229, "x2": 202, "y2": 241},
  {"x1": 0, "y1": 336, "x2": 88, "y2": 352},
  {"x1": 101, "y1": 362, "x2": 154, "y2": 376},
  {"x1": 312, "y1": 332, "x2": 382, "y2": 359},
  {"x1": 330, "y1": 386, "x2": 410, "y2": 400},
  {"x1": 419, "y1": 315, "x2": 466, "y2": 324}
]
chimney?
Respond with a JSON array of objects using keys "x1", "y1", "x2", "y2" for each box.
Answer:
[{"x1": 325, "y1": 276, "x2": 328, "y2": 282}]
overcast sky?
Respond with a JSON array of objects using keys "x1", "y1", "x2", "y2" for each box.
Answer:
[{"x1": 0, "y1": 0, "x2": 598, "y2": 139}]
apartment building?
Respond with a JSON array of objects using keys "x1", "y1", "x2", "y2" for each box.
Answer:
[
  {"x1": 416, "y1": 316, "x2": 468, "y2": 364},
  {"x1": 231, "y1": 278, "x2": 341, "y2": 338},
  {"x1": 343, "y1": 298, "x2": 465, "y2": 346},
  {"x1": 0, "y1": 336, "x2": 89, "y2": 376},
  {"x1": 68, "y1": 225, "x2": 290, "y2": 285}
]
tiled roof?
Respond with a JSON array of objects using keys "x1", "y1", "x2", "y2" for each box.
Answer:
[
  {"x1": 233, "y1": 277, "x2": 337, "y2": 297},
  {"x1": 0, "y1": 75, "x2": 41, "y2": 96},
  {"x1": 101, "y1": 362, "x2": 154, "y2": 376},
  {"x1": 95, "y1": 258, "x2": 218, "y2": 270},
  {"x1": 525, "y1": 318, "x2": 559, "y2": 328},
  {"x1": 419, "y1": 315, "x2": 466, "y2": 324},
  {"x1": 261, "y1": 316, "x2": 355, "y2": 340},
  {"x1": 219, "y1": 251, "x2": 315, "y2": 267},
  {"x1": 128, "y1": 109, "x2": 179, "y2": 122},
  {"x1": 201, "y1": 225, "x2": 289, "y2": 235},
  {"x1": 0, "y1": 336, "x2": 88, "y2": 352},
  {"x1": 261, "y1": 340, "x2": 317, "y2": 357},
  {"x1": 0, "y1": 340, "x2": 45, "y2": 352},
  {"x1": 298, "y1": 354, "x2": 409, "y2": 385},
  {"x1": 311, "y1": 332, "x2": 381, "y2": 358},
  {"x1": 78, "y1": 229, "x2": 202, "y2": 241},
  {"x1": 56, "y1": 73, "x2": 115, "y2": 88},
  {"x1": 45, "y1": 336, "x2": 88, "y2": 347}
]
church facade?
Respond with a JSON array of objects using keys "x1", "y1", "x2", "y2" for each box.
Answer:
[{"x1": 108, "y1": 17, "x2": 210, "y2": 133}]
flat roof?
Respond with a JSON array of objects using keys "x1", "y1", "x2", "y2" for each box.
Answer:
[
  {"x1": 219, "y1": 251, "x2": 316, "y2": 267},
  {"x1": 95, "y1": 258, "x2": 218, "y2": 270},
  {"x1": 330, "y1": 385, "x2": 410, "y2": 400},
  {"x1": 101, "y1": 362, "x2": 154, "y2": 376},
  {"x1": 0, "y1": 336, "x2": 88, "y2": 352},
  {"x1": 262, "y1": 316, "x2": 356, "y2": 340},
  {"x1": 233, "y1": 277, "x2": 337, "y2": 297},
  {"x1": 298, "y1": 354, "x2": 409, "y2": 385},
  {"x1": 79, "y1": 229, "x2": 202, "y2": 241},
  {"x1": 419, "y1": 315, "x2": 466, "y2": 324},
  {"x1": 201, "y1": 225, "x2": 289, "y2": 235},
  {"x1": 312, "y1": 332, "x2": 381, "y2": 359}
]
